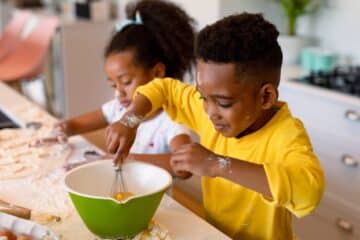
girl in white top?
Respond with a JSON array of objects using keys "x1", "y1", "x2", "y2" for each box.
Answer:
[{"x1": 54, "y1": 0, "x2": 196, "y2": 178}]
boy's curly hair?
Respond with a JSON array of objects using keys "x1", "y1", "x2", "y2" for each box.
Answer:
[
  {"x1": 105, "y1": 0, "x2": 195, "y2": 80},
  {"x1": 196, "y1": 13, "x2": 282, "y2": 85}
]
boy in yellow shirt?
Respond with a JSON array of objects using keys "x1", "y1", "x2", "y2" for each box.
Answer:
[{"x1": 105, "y1": 13, "x2": 325, "y2": 239}]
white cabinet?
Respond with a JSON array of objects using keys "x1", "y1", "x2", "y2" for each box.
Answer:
[
  {"x1": 53, "y1": 20, "x2": 114, "y2": 118},
  {"x1": 279, "y1": 81, "x2": 360, "y2": 240},
  {"x1": 294, "y1": 192, "x2": 360, "y2": 240}
]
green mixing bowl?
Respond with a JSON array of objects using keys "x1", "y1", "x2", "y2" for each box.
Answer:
[{"x1": 64, "y1": 160, "x2": 172, "y2": 239}]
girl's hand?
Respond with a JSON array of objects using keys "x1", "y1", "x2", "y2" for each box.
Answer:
[
  {"x1": 52, "y1": 121, "x2": 68, "y2": 143},
  {"x1": 105, "y1": 121, "x2": 137, "y2": 165},
  {"x1": 170, "y1": 143, "x2": 219, "y2": 177}
]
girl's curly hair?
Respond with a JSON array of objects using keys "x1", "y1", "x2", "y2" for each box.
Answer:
[{"x1": 105, "y1": 0, "x2": 196, "y2": 80}]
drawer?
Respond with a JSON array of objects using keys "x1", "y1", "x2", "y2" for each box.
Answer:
[
  {"x1": 279, "y1": 85, "x2": 360, "y2": 139},
  {"x1": 294, "y1": 214, "x2": 356, "y2": 240},
  {"x1": 294, "y1": 193, "x2": 360, "y2": 240},
  {"x1": 307, "y1": 127, "x2": 360, "y2": 205},
  {"x1": 307, "y1": 126, "x2": 360, "y2": 156}
]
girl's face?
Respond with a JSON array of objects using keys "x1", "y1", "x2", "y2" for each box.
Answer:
[
  {"x1": 196, "y1": 60, "x2": 277, "y2": 138},
  {"x1": 105, "y1": 50, "x2": 163, "y2": 108}
]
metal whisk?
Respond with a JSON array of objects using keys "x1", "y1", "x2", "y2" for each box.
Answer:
[{"x1": 110, "y1": 164, "x2": 127, "y2": 199}]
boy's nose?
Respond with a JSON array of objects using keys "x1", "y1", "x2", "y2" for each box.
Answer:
[
  {"x1": 205, "y1": 104, "x2": 221, "y2": 121},
  {"x1": 209, "y1": 113, "x2": 222, "y2": 122}
]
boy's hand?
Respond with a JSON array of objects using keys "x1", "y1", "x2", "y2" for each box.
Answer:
[
  {"x1": 170, "y1": 143, "x2": 219, "y2": 177},
  {"x1": 105, "y1": 121, "x2": 137, "y2": 165}
]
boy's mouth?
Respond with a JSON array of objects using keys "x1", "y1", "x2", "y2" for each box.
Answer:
[{"x1": 213, "y1": 123, "x2": 227, "y2": 131}]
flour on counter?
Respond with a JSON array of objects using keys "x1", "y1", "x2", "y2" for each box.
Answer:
[
  {"x1": 0, "y1": 128, "x2": 75, "y2": 221},
  {"x1": 0, "y1": 129, "x2": 70, "y2": 180}
]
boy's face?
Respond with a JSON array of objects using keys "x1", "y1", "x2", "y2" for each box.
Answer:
[
  {"x1": 105, "y1": 50, "x2": 155, "y2": 108},
  {"x1": 196, "y1": 60, "x2": 276, "y2": 138}
]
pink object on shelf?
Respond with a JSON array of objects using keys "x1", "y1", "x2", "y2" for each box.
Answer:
[
  {"x1": 0, "y1": 10, "x2": 31, "y2": 61},
  {"x1": 0, "y1": 14, "x2": 59, "y2": 82}
]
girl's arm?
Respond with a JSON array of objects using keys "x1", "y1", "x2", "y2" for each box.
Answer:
[
  {"x1": 127, "y1": 134, "x2": 193, "y2": 178},
  {"x1": 56, "y1": 109, "x2": 108, "y2": 137}
]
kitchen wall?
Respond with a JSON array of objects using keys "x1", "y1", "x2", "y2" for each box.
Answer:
[
  {"x1": 171, "y1": 0, "x2": 360, "y2": 64},
  {"x1": 304, "y1": 0, "x2": 360, "y2": 64}
]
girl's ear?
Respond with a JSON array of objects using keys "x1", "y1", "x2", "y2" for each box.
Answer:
[
  {"x1": 259, "y1": 83, "x2": 278, "y2": 110},
  {"x1": 151, "y1": 62, "x2": 166, "y2": 78}
]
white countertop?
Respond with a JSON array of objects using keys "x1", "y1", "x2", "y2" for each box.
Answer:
[{"x1": 0, "y1": 82, "x2": 230, "y2": 240}]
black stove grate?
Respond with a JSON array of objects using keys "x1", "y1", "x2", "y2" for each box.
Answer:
[{"x1": 294, "y1": 66, "x2": 360, "y2": 97}]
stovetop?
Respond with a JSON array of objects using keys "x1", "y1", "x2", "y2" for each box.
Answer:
[
  {"x1": 0, "y1": 110, "x2": 19, "y2": 129},
  {"x1": 293, "y1": 66, "x2": 360, "y2": 97}
]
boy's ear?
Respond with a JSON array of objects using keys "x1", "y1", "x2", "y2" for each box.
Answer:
[
  {"x1": 151, "y1": 62, "x2": 166, "y2": 78},
  {"x1": 259, "y1": 83, "x2": 278, "y2": 110}
]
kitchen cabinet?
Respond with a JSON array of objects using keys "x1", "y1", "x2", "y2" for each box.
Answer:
[
  {"x1": 294, "y1": 193, "x2": 360, "y2": 240},
  {"x1": 52, "y1": 19, "x2": 114, "y2": 118},
  {"x1": 279, "y1": 71, "x2": 360, "y2": 240}
]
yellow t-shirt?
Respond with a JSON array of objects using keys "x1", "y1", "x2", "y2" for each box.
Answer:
[{"x1": 137, "y1": 78, "x2": 325, "y2": 240}]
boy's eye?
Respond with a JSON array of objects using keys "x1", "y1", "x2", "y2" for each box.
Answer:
[
  {"x1": 110, "y1": 84, "x2": 116, "y2": 89},
  {"x1": 218, "y1": 102, "x2": 233, "y2": 108}
]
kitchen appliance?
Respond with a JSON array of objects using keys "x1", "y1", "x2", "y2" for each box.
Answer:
[
  {"x1": 0, "y1": 110, "x2": 19, "y2": 129},
  {"x1": 294, "y1": 66, "x2": 360, "y2": 97},
  {"x1": 301, "y1": 47, "x2": 338, "y2": 72}
]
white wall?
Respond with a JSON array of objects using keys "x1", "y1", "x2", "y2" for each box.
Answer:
[
  {"x1": 171, "y1": 0, "x2": 220, "y2": 29},
  {"x1": 308, "y1": 0, "x2": 360, "y2": 64},
  {"x1": 218, "y1": 0, "x2": 360, "y2": 64},
  {"x1": 172, "y1": 0, "x2": 283, "y2": 31},
  {"x1": 177, "y1": 0, "x2": 360, "y2": 64}
]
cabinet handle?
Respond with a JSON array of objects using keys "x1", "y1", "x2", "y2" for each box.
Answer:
[
  {"x1": 341, "y1": 154, "x2": 358, "y2": 168},
  {"x1": 345, "y1": 110, "x2": 360, "y2": 121},
  {"x1": 336, "y1": 218, "x2": 353, "y2": 234}
]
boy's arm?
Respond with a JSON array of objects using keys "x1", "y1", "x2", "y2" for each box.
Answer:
[
  {"x1": 106, "y1": 94, "x2": 157, "y2": 164},
  {"x1": 171, "y1": 143, "x2": 324, "y2": 217},
  {"x1": 262, "y1": 148, "x2": 325, "y2": 217},
  {"x1": 56, "y1": 109, "x2": 108, "y2": 136},
  {"x1": 107, "y1": 78, "x2": 199, "y2": 164},
  {"x1": 213, "y1": 156, "x2": 272, "y2": 197},
  {"x1": 211, "y1": 152, "x2": 324, "y2": 217},
  {"x1": 127, "y1": 134, "x2": 192, "y2": 178},
  {"x1": 127, "y1": 155, "x2": 191, "y2": 179},
  {"x1": 136, "y1": 78, "x2": 201, "y2": 131},
  {"x1": 171, "y1": 143, "x2": 271, "y2": 196}
]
